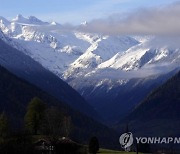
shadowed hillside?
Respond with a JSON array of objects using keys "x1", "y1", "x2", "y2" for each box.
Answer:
[
  {"x1": 0, "y1": 65, "x2": 119, "y2": 149},
  {"x1": 117, "y1": 71, "x2": 180, "y2": 137}
]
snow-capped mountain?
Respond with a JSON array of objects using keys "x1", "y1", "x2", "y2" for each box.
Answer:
[
  {"x1": 12, "y1": 14, "x2": 48, "y2": 25},
  {"x1": 0, "y1": 15, "x2": 141, "y2": 78},
  {"x1": 1, "y1": 15, "x2": 180, "y2": 123},
  {"x1": 65, "y1": 36, "x2": 180, "y2": 81},
  {"x1": 1, "y1": 15, "x2": 179, "y2": 81},
  {"x1": 0, "y1": 32, "x2": 100, "y2": 121}
]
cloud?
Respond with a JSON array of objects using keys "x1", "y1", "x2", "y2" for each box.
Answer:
[
  {"x1": 86, "y1": 62, "x2": 180, "y2": 80},
  {"x1": 77, "y1": 1, "x2": 180, "y2": 35}
]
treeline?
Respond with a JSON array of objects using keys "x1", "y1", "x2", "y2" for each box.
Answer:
[
  {"x1": 0, "y1": 97, "x2": 101, "y2": 154},
  {"x1": 0, "y1": 65, "x2": 120, "y2": 150},
  {"x1": 24, "y1": 97, "x2": 72, "y2": 137},
  {"x1": 0, "y1": 97, "x2": 73, "y2": 154}
]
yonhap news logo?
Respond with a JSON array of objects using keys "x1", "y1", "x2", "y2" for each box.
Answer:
[
  {"x1": 119, "y1": 132, "x2": 180, "y2": 152},
  {"x1": 119, "y1": 132, "x2": 133, "y2": 151}
]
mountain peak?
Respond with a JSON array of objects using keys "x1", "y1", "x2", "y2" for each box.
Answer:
[
  {"x1": 81, "y1": 21, "x2": 88, "y2": 26},
  {"x1": 0, "y1": 16, "x2": 10, "y2": 25},
  {"x1": 17, "y1": 14, "x2": 23, "y2": 18},
  {"x1": 0, "y1": 16, "x2": 8, "y2": 22},
  {"x1": 11, "y1": 14, "x2": 48, "y2": 25},
  {"x1": 51, "y1": 21, "x2": 59, "y2": 25},
  {"x1": 12, "y1": 14, "x2": 26, "y2": 22},
  {"x1": 28, "y1": 16, "x2": 43, "y2": 23}
]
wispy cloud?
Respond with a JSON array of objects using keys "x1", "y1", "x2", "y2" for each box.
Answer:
[
  {"x1": 87, "y1": 62, "x2": 180, "y2": 80},
  {"x1": 79, "y1": 1, "x2": 180, "y2": 35}
]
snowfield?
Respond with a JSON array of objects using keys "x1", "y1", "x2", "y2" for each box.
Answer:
[{"x1": 0, "y1": 15, "x2": 180, "y2": 88}]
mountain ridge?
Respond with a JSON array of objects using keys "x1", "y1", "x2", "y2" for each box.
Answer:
[
  {"x1": 1, "y1": 15, "x2": 179, "y2": 81},
  {"x1": 116, "y1": 70, "x2": 180, "y2": 136},
  {"x1": 0, "y1": 36, "x2": 100, "y2": 121}
]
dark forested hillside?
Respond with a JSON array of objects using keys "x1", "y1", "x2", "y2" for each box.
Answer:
[
  {"x1": 0, "y1": 65, "x2": 119, "y2": 148},
  {"x1": 117, "y1": 71, "x2": 180, "y2": 137},
  {"x1": 0, "y1": 36, "x2": 99, "y2": 120}
]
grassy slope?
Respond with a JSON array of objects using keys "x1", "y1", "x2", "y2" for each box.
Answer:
[{"x1": 99, "y1": 149, "x2": 142, "y2": 154}]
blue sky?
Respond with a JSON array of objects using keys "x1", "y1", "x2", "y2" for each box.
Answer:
[{"x1": 0, "y1": 0, "x2": 178, "y2": 24}]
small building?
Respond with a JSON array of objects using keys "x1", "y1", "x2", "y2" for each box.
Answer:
[
  {"x1": 34, "y1": 138, "x2": 54, "y2": 154},
  {"x1": 34, "y1": 137, "x2": 86, "y2": 154}
]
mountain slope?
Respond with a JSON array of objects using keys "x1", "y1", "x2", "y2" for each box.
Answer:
[
  {"x1": 1, "y1": 15, "x2": 180, "y2": 125},
  {"x1": 117, "y1": 71, "x2": 180, "y2": 136},
  {"x1": 69, "y1": 70, "x2": 178, "y2": 124},
  {"x1": 0, "y1": 33, "x2": 99, "y2": 120},
  {"x1": 0, "y1": 65, "x2": 119, "y2": 148}
]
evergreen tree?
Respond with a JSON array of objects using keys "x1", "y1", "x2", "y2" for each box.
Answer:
[
  {"x1": 89, "y1": 137, "x2": 99, "y2": 154},
  {"x1": 41, "y1": 107, "x2": 64, "y2": 137},
  {"x1": 63, "y1": 116, "x2": 72, "y2": 137},
  {"x1": 0, "y1": 112, "x2": 9, "y2": 139},
  {"x1": 24, "y1": 97, "x2": 46, "y2": 135}
]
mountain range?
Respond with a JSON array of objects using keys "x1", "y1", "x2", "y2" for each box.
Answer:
[{"x1": 0, "y1": 15, "x2": 180, "y2": 125}]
